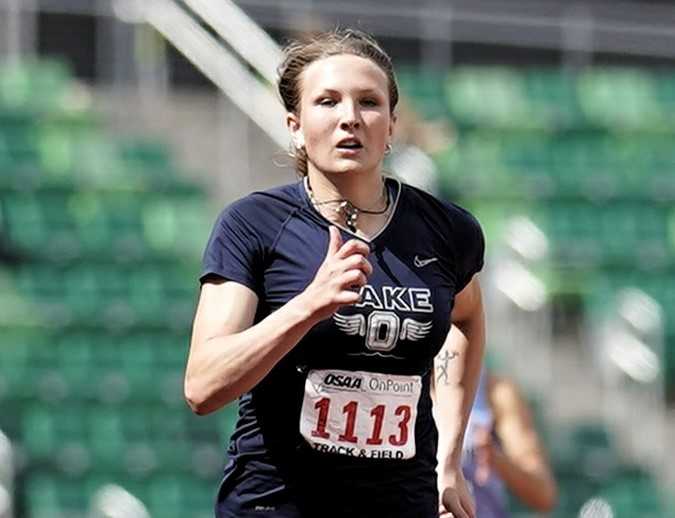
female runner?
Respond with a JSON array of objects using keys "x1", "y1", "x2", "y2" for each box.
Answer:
[{"x1": 185, "y1": 28, "x2": 485, "y2": 518}]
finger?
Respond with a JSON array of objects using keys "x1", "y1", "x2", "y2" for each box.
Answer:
[
  {"x1": 443, "y1": 498, "x2": 469, "y2": 518},
  {"x1": 334, "y1": 290, "x2": 362, "y2": 305},
  {"x1": 455, "y1": 494, "x2": 476, "y2": 518},
  {"x1": 339, "y1": 269, "x2": 368, "y2": 290},
  {"x1": 326, "y1": 226, "x2": 343, "y2": 258},
  {"x1": 461, "y1": 495, "x2": 476, "y2": 518},
  {"x1": 443, "y1": 506, "x2": 465, "y2": 518},
  {"x1": 335, "y1": 238, "x2": 370, "y2": 259},
  {"x1": 338, "y1": 254, "x2": 373, "y2": 277}
]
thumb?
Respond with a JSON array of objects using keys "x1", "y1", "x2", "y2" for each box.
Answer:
[{"x1": 326, "y1": 226, "x2": 342, "y2": 258}]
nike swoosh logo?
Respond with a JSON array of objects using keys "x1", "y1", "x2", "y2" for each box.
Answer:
[{"x1": 414, "y1": 256, "x2": 439, "y2": 268}]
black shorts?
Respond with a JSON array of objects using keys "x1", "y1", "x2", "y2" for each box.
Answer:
[{"x1": 214, "y1": 478, "x2": 439, "y2": 518}]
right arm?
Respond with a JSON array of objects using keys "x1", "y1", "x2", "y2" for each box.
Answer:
[{"x1": 184, "y1": 226, "x2": 372, "y2": 415}]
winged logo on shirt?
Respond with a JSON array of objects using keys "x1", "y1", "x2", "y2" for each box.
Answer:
[
  {"x1": 333, "y1": 313, "x2": 367, "y2": 336},
  {"x1": 399, "y1": 318, "x2": 433, "y2": 340},
  {"x1": 333, "y1": 313, "x2": 432, "y2": 341}
]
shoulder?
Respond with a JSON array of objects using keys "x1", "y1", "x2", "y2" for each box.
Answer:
[
  {"x1": 223, "y1": 182, "x2": 305, "y2": 220},
  {"x1": 215, "y1": 182, "x2": 305, "y2": 234},
  {"x1": 209, "y1": 182, "x2": 306, "y2": 251},
  {"x1": 401, "y1": 181, "x2": 483, "y2": 237},
  {"x1": 488, "y1": 374, "x2": 527, "y2": 418}
]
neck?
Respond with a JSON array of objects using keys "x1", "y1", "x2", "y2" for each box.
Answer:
[{"x1": 306, "y1": 168, "x2": 385, "y2": 210}]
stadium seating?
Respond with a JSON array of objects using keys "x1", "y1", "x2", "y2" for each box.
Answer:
[
  {"x1": 400, "y1": 65, "x2": 675, "y2": 517},
  {"x1": 400, "y1": 66, "x2": 675, "y2": 386},
  {"x1": 0, "y1": 60, "x2": 234, "y2": 517}
]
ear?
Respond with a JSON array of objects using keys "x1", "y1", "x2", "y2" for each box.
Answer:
[{"x1": 286, "y1": 112, "x2": 305, "y2": 149}]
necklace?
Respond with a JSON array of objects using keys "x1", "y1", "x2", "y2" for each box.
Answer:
[{"x1": 306, "y1": 178, "x2": 390, "y2": 232}]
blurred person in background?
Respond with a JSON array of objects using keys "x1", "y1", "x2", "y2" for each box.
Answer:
[
  {"x1": 462, "y1": 367, "x2": 558, "y2": 517},
  {"x1": 185, "y1": 28, "x2": 485, "y2": 518}
]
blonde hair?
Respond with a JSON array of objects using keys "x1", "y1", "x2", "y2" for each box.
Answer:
[{"x1": 277, "y1": 28, "x2": 399, "y2": 176}]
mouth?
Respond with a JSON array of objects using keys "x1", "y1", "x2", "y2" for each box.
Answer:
[{"x1": 336, "y1": 137, "x2": 363, "y2": 151}]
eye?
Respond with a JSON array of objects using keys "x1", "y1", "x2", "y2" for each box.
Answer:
[
  {"x1": 361, "y1": 98, "x2": 379, "y2": 107},
  {"x1": 318, "y1": 98, "x2": 337, "y2": 107}
]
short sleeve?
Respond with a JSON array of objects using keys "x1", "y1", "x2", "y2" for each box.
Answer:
[
  {"x1": 455, "y1": 210, "x2": 485, "y2": 293},
  {"x1": 200, "y1": 203, "x2": 264, "y2": 295}
]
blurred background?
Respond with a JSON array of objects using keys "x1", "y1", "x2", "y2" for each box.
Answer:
[{"x1": 0, "y1": 0, "x2": 674, "y2": 516}]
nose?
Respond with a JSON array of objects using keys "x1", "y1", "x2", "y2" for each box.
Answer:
[{"x1": 339, "y1": 100, "x2": 361, "y2": 130}]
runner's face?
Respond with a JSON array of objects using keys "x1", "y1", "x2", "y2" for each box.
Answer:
[{"x1": 289, "y1": 54, "x2": 394, "y2": 177}]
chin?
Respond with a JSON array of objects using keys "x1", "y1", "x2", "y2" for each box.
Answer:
[
  {"x1": 336, "y1": 159, "x2": 378, "y2": 174},
  {"x1": 311, "y1": 158, "x2": 377, "y2": 177},
  {"x1": 316, "y1": 162, "x2": 359, "y2": 175},
  {"x1": 335, "y1": 166, "x2": 369, "y2": 176}
]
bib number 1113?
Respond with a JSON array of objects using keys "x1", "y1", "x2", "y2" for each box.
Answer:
[{"x1": 311, "y1": 397, "x2": 411, "y2": 446}]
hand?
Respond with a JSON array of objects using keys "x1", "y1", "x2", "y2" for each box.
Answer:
[
  {"x1": 472, "y1": 425, "x2": 497, "y2": 485},
  {"x1": 300, "y1": 226, "x2": 372, "y2": 321},
  {"x1": 438, "y1": 470, "x2": 475, "y2": 518}
]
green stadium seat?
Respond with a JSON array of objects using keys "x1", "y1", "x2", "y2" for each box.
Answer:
[
  {"x1": 24, "y1": 474, "x2": 63, "y2": 518},
  {"x1": 86, "y1": 407, "x2": 126, "y2": 468},
  {"x1": 146, "y1": 475, "x2": 191, "y2": 518},
  {"x1": 216, "y1": 402, "x2": 239, "y2": 440},
  {"x1": 0, "y1": 107, "x2": 34, "y2": 133},
  {"x1": 1, "y1": 192, "x2": 45, "y2": 254},
  {"x1": 446, "y1": 68, "x2": 536, "y2": 129},
  {"x1": 522, "y1": 69, "x2": 582, "y2": 128},
  {"x1": 0, "y1": 60, "x2": 71, "y2": 112},
  {"x1": 397, "y1": 67, "x2": 448, "y2": 121},
  {"x1": 37, "y1": 125, "x2": 78, "y2": 177},
  {"x1": 144, "y1": 474, "x2": 215, "y2": 518},
  {"x1": 550, "y1": 468, "x2": 599, "y2": 517},
  {"x1": 21, "y1": 405, "x2": 57, "y2": 460},
  {"x1": 577, "y1": 69, "x2": 664, "y2": 131},
  {"x1": 1, "y1": 189, "x2": 81, "y2": 261},
  {"x1": 141, "y1": 197, "x2": 212, "y2": 260},
  {"x1": 118, "y1": 138, "x2": 172, "y2": 170},
  {"x1": 600, "y1": 465, "x2": 666, "y2": 517}
]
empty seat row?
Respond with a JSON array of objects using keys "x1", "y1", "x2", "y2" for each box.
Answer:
[
  {"x1": 436, "y1": 132, "x2": 675, "y2": 201},
  {"x1": 0, "y1": 331, "x2": 192, "y2": 403},
  {"x1": 464, "y1": 199, "x2": 673, "y2": 269},
  {"x1": 0, "y1": 263, "x2": 198, "y2": 329},
  {"x1": 399, "y1": 67, "x2": 675, "y2": 131},
  {"x1": 0, "y1": 60, "x2": 72, "y2": 113},
  {"x1": 24, "y1": 473, "x2": 216, "y2": 518},
  {"x1": 0, "y1": 187, "x2": 211, "y2": 262}
]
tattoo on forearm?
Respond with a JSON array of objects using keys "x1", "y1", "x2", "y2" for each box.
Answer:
[{"x1": 435, "y1": 350, "x2": 458, "y2": 385}]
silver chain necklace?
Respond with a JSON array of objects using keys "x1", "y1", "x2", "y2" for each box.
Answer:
[{"x1": 306, "y1": 179, "x2": 390, "y2": 232}]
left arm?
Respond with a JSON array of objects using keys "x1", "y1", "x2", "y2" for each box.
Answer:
[
  {"x1": 486, "y1": 376, "x2": 558, "y2": 511},
  {"x1": 432, "y1": 276, "x2": 486, "y2": 518}
]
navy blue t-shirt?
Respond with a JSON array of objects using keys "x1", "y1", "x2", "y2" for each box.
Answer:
[{"x1": 201, "y1": 178, "x2": 484, "y2": 518}]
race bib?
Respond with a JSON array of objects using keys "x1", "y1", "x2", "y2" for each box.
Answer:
[{"x1": 300, "y1": 369, "x2": 422, "y2": 460}]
